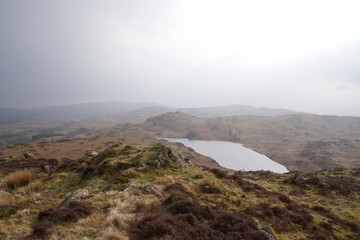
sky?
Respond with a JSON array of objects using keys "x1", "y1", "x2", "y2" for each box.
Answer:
[{"x1": 1, "y1": 0, "x2": 360, "y2": 116}]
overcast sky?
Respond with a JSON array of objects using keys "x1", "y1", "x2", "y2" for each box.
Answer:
[{"x1": 1, "y1": 0, "x2": 360, "y2": 116}]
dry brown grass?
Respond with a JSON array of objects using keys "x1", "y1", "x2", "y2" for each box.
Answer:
[
  {"x1": 26, "y1": 180, "x2": 44, "y2": 193},
  {"x1": 5, "y1": 169, "x2": 35, "y2": 189},
  {"x1": 101, "y1": 227, "x2": 128, "y2": 240},
  {"x1": 100, "y1": 191, "x2": 157, "y2": 240},
  {"x1": 0, "y1": 195, "x2": 16, "y2": 207}
]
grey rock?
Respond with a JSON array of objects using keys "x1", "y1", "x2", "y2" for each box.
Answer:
[
  {"x1": 293, "y1": 176, "x2": 305, "y2": 185},
  {"x1": 60, "y1": 189, "x2": 89, "y2": 208},
  {"x1": 42, "y1": 165, "x2": 50, "y2": 173},
  {"x1": 23, "y1": 153, "x2": 34, "y2": 159},
  {"x1": 137, "y1": 163, "x2": 148, "y2": 172},
  {"x1": 86, "y1": 151, "x2": 98, "y2": 157},
  {"x1": 143, "y1": 185, "x2": 163, "y2": 197},
  {"x1": 154, "y1": 145, "x2": 187, "y2": 168},
  {"x1": 125, "y1": 181, "x2": 163, "y2": 197},
  {"x1": 254, "y1": 218, "x2": 276, "y2": 240},
  {"x1": 1, "y1": 157, "x2": 11, "y2": 162},
  {"x1": 124, "y1": 181, "x2": 141, "y2": 191}
]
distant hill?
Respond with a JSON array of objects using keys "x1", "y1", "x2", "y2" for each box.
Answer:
[
  {"x1": 0, "y1": 101, "x2": 162, "y2": 125},
  {"x1": 180, "y1": 104, "x2": 301, "y2": 117},
  {"x1": 70, "y1": 106, "x2": 172, "y2": 129},
  {"x1": 0, "y1": 108, "x2": 38, "y2": 124},
  {"x1": 139, "y1": 112, "x2": 360, "y2": 172},
  {"x1": 35, "y1": 101, "x2": 163, "y2": 118},
  {"x1": 69, "y1": 105, "x2": 300, "y2": 129},
  {"x1": 1, "y1": 103, "x2": 301, "y2": 132}
]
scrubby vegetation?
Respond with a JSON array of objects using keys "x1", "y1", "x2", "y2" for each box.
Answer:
[
  {"x1": 0, "y1": 142, "x2": 359, "y2": 239},
  {"x1": 5, "y1": 169, "x2": 35, "y2": 189},
  {"x1": 28, "y1": 201, "x2": 93, "y2": 239}
]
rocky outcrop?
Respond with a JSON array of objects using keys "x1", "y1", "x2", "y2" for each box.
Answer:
[{"x1": 152, "y1": 144, "x2": 187, "y2": 168}]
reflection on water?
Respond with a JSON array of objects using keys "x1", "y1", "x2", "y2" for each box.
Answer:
[{"x1": 161, "y1": 138, "x2": 288, "y2": 173}]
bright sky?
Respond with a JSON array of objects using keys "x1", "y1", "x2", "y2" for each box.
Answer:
[{"x1": 1, "y1": 0, "x2": 360, "y2": 116}]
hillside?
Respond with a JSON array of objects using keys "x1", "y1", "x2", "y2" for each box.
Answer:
[
  {"x1": 0, "y1": 103, "x2": 165, "y2": 147},
  {"x1": 0, "y1": 103, "x2": 301, "y2": 146},
  {"x1": 0, "y1": 101, "x2": 161, "y2": 134},
  {"x1": 139, "y1": 112, "x2": 360, "y2": 172},
  {"x1": 0, "y1": 141, "x2": 359, "y2": 240}
]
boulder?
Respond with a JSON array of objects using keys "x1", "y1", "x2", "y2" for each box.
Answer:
[
  {"x1": 293, "y1": 176, "x2": 306, "y2": 185},
  {"x1": 42, "y1": 165, "x2": 50, "y2": 174},
  {"x1": 253, "y1": 218, "x2": 276, "y2": 240},
  {"x1": 60, "y1": 189, "x2": 89, "y2": 208},
  {"x1": 85, "y1": 151, "x2": 98, "y2": 157},
  {"x1": 1, "y1": 157, "x2": 11, "y2": 162},
  {"x1": 125, "y1": 181, "x2": 163, "y2": 197}
]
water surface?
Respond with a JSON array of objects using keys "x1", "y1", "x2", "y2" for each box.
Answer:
[{"x1": 161, "y1": 138, "x2": 288, "y2": 173}]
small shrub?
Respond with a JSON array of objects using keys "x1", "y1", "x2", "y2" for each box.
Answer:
[
  {"x1": 197, "y1": 181, "x2": 222, "y2": 194},
  {"x1": 306, "y1": 176, "x2": 321, "y2": 185},
  {"x1": 164, "y1": 183, "x2": 189, "y2": 193},
  {"x1": 32, "y1": 220, "x2": 54, "y2": 239},
  {"x1": 26, "y1": 180, "x2": 44, "y2": 193},
  {"x1": 278, "y1": 194, "x2": 292, "y2": 204},
  {"x1": 312, "y1": 205, "x2": 330, "y2": 213},
  {"x1": 29, "y1": 201, "x2": 93, "y2": 239},
  {"x1": 81, "y1": 165, "x2": 97, "y2": 179},
  {"x1": 209, "y1": 168, "x2": 228, "y2": 179},
  {"x1": 345, "y1": 221, "x2": 360, "y2": 233},
  {"x1": 5, "y1": 169, "x2": 35, "y2": 189},
  {"x1": 319, "y1": 222, "x2": 333, "y2": 231},
  {"x1": 245, "y1": 202, "x2": 313, "y2": 232},
  {"x1": 131, "y1": 198, "x2": 269, "y2": 240},
  {"x1": 57, "y1": 158, "x2": 84, "y2": 172}
]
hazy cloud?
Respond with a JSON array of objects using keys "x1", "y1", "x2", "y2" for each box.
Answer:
[{"x1": 1, "y1": 0, "x2": 360, "y2": 116}]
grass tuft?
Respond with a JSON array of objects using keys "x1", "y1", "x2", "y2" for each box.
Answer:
[
  {"x1": 5, "y1": 169, "x2": 35, "y2": 189},
  {"x1": 0, "y1": 196, "x2": 16, "y2": 207}
]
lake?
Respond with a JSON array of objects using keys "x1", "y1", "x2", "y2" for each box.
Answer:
[{"x1": 161, "y1": 138, "x2": 288, "y2": 173}]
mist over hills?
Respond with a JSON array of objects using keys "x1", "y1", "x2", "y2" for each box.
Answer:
[
  {"x1": 0, "y1": 101, "x2": 304, "y2": 131},
  {"x1": 180, "y1": 105, "x2": 301, "y2": 117},
  {"x1": 0, "y1": 101, "x2": 303, "y2": 123},
  {"x1": 0, "y1": 101, "x2": 162, "y2": 124}
]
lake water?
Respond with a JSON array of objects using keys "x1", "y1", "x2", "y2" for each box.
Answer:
[{"x1": 161, "y1": 138, "x2": 288, "y2": 173}]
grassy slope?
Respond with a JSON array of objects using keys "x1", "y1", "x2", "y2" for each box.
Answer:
[{"x1": 0, "y1": 141, "x2": 359, "y2": 240}]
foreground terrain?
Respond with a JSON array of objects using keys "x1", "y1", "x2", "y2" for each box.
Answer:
[{"x1": 0, "y1": 141, "x2": 359, "y2": 240}]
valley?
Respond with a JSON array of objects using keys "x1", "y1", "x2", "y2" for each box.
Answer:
[{"x1": 1, "y1": 104, "x2": 360, "y2": 173}]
